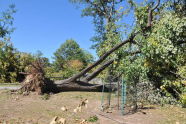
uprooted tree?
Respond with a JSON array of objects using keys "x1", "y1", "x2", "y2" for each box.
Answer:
[
  {"x1": 18, "y1": 0, "x2": 186, "y2": 95},
  {"x1": 19, "y1": 35, "x2": 135, "y2": 94},
  {"x1": 18, "y1": 0, "x2": 160, "y2": 94}
]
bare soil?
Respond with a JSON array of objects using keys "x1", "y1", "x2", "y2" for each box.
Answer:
[{"x1": 0, "y1": 90, "x2": 185, "y2": 124}]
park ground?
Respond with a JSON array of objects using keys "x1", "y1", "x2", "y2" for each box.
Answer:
[{"x1": 0, "y1": 89, "x2": 186, "y2": 124}]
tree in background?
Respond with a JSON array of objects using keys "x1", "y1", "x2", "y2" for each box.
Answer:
[
  {"x1": 0, "y1": 5, "x2": 18, "y2": 83},
  {"x1": 52, "y1": 39, "x2": 94, "y2": 79},
  {"x1": 0, "y1": 42, "x2": 19, "y2": 83},
  {"x1": 0, "y1": 43, "x2": 49, "y2": 83},
  {"x1": 0, "y1": 4, "x2": 16, "y2": 38},
  {"x1": 70, "y1": 0, "x2": 127, "y2": 53},
  {"x1": 0, "y1": 5, "x2": 49, "y2": 83}
]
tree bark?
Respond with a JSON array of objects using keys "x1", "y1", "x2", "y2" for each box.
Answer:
[
  {"x1": 53, "y1": 81, "x2": 109, "y2": 92},
  {"x1": 147, "y1": 0, "x2": 160, "y2": 27}
]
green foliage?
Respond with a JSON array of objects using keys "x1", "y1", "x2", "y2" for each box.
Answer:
[
  {"x1": 0, "y1": 1, "x2": 184, "y2": 108},
  {"x1": 41, "y1": 93, "x2": 50, "y2": 100},
  {"x1": 0, "y1": 4, "x2": 16, "y2": 38},
  {"x1": 54, "y1": 39, "x2": 83, "y2": 62},
  {"x1": 70, "y1": 0, "x2": 128, "y2": 54},
  {"x1": 47, "y1": 68, "x2": 77, "y2": 80},
  {"x1": 0, "y1": 41, "x2": 45, "y2": 83},
  {"x1": 53, "y1": 39, "x2": 93, "y2": 69},
  {"x1": 0, "y1": 42, "x2": 19, "y2": 83},
  {"x1": 126, "y1": 1, "x2": 186, "y2": 106},
  {"x1": 52, "y1": 39, "x2": 94, "y2": 78},
  {"x1": 181, "y1": 93, "x2": 186, "y2": 108},
  {"x1": 87, "y1": 115, "x2": 98, "y2": 122},
  {"x1": 135, "y1": 5, "x2": 149, "y2": 30},
  {"x1": 0, "y1": 5, "x2": 21, "y2": 83},
  {"x1": 0, "y1": 40, "x2": 49, "y2": 83},
  {"x1": 131, "y1": 82, "x2": 180, "y2": 106},
  {"x1": 85, "y1": 0, "x2": 186, "y2": 106},
  {"x1": 18, "y1": 52, "x2": 35, "y2": 72}
]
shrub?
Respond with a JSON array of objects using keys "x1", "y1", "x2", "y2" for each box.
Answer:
[
  {"x1": 88, "y1": 115, "x2": 98, "y2": 122},
  {"x1": 181, "y1": 94, "x2": 186, "y2": 108},
  {"x1": 41, "y1": 94, "x2": 50, "y2": 100}
]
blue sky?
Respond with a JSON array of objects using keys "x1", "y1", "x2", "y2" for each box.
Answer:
[
  {"x1": 1, "y1": 0, "x2": 96, "y2": 61},
  {"x1": 1, "y1": 0, "x2": 136, "y2": 61}
]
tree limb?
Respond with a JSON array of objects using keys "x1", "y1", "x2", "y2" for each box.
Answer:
[
  {"x1": 83, "y1": 50, "x2": 141, "y2": 82},
  {"x1": 86, "y1": 0, "x2": 106, "y2": 16},
  {"x1": 100, "y1": 0, "x2": 108, "y2": 16},
  {"x1": 66, "y1": 34, "x2": 136, "y2": 82},
  {"x1": 147, "y1": 0, "x2": 160, "y2": 27}
]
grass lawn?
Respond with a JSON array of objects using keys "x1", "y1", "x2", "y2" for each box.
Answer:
[{"x1": 0, "y1": 90, "x2": 185, "y2": 124}]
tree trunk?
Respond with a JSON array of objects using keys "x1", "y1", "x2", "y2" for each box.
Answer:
[
  {"x1": 53, "y1": 81, "x2": 109, "y2": 92},
  {"x1": 48, "y1": 59, "x2": 115, "y2": 93}
]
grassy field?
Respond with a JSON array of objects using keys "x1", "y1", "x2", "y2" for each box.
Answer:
[{"x1": 0, "y1": 89, "x2": 185, "y2": 124}]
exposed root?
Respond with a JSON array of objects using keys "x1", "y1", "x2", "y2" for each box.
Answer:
[{"x1": 18, "y1": 59, "x2": 56, "y2": 95}]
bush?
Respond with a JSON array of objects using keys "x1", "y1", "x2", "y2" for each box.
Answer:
[
  {"x1": 181, "y1": 94, "x2": 186, "y2": 108},
  {"x1": 41, "y1": 94, "x2": 50, "y2": 100},
  {"x1": 87, "y1": 115, "x2": 98, "y2": 122}
]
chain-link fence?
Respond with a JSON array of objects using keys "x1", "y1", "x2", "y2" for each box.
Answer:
[{"x1": 100, "y1": 75, "x2": 136, "y2": 115}]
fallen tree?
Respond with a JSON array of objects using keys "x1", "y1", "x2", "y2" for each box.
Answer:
[
  {"x1": 18, "y1": 36, "x2": 134, "y2": 94},
  {"x1": 18, "y1": 0, "x2": 160, "y2": 94}
]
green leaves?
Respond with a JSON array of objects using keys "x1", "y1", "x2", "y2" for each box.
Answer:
[
  {"x1": 135, "y1": 5, "x2": 186, "y2": 102},
  {"x1": 52, "y1": 39, "x2": 94, "y2": 78},
  {"x1": 53, "y1": 39, "x2": 94, "y2": 69},
  {"x1": 0, "y1": 4, "x2": 16, "y2": 38},
  {"x1": 0, "y1": 42, "x2": 19, "y2": 83}
]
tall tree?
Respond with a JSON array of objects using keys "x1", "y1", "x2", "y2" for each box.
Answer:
[
  {"x1": 0, "y1": 5, "x2": 18, "y2": 83},
  {"x1": 70, "y1": 0, "x2": 127, "y2": 53},
  {"x1": 0, "y1": 43, "x2": 19, "y2": 83}
]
